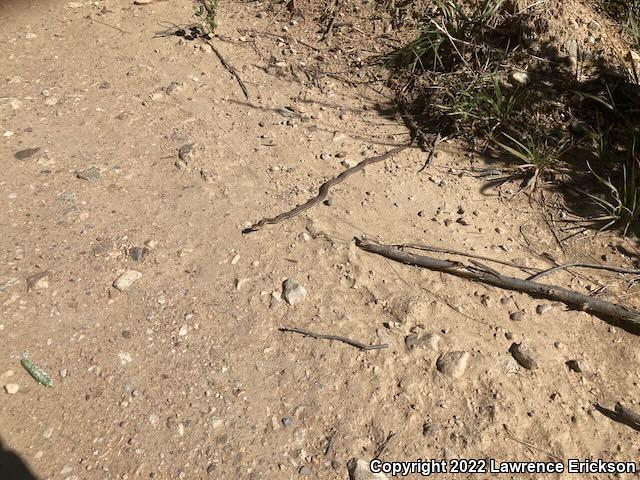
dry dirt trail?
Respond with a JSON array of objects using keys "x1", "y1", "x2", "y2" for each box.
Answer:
[{"x1": 1, "y1": 1, "x2": 639, "y2": 479}]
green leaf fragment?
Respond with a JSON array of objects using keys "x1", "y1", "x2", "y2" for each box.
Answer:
[{"x1": 21, "y1": 358, "x2": 53, "y2": 387}]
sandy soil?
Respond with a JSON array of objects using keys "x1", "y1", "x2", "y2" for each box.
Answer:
[{"x1": 1, "y1": 1, "x2": 639, "y2": 479}]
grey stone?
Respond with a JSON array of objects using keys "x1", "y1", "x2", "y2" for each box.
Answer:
[
  {"x1": 405, "y1": 332, "x2": 441, "y2": 351},
  {"x1": 129, "y1": 246, "x2": 149, "y2": 262},
  {"x1": 76, "y1": 166, "x2": 101, "y2": 181},
  {"x1": 281, "y1": 417, "x2": 293, "y2": 427},
  {"x1": 299, "y1": 466, "x2": 311, "y2": 476},
  {"x1": 282, "y1": 278, "x2": 306, "y2": 305},
  {"x1": 14, "y1": 147, "x2": 40, "y2": 161},
  {"x1": 436, "y1": 351, "x2": 470, "y2": 378},
  {"x1": 509, "y1": 310, "x2": 525, "y2": 322},
  {"x1": 178, "y1": 143, "x2": 196, "y2": 162},
  {"x1": 509, "y1": 342, "x2": 538, "y2": 370},
  {"x1": 496, "y1": 353, "x2": 519, "y2": 374},
  {"x1": 566, "y1": 359, "x2": 589, "y2": 373},
  {"x1": 166, "y1": 81, "x2": 184, "y2": 95}
]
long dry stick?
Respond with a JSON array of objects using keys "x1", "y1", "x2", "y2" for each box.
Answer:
[
  {"x1": 356, "y1": 238, "x2": 640, "y2": 330},
  {"x1": 279, "y1": 326, "x2": 388, "y2": 351},
  {"x1": 205, "y1": 40, "x2": 249, "y2": 99}
]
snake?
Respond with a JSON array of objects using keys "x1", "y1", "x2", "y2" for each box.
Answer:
[{"x1": 242, "y1": 145, "x2": 410, "y2": 234}]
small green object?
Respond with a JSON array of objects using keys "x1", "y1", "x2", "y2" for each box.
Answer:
[{"x1": 21, "y1": 358, "x2": 53, "y2": 387}]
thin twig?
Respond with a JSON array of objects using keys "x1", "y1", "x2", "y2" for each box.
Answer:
[
  {"x1": 321, "y1": 0, "x2": 340, "y2": 42},
  {"x1": 205, "y1": 40, "x2": 249, "y2": 99},
  {"x1": 373, "y1": 431, "x2": 397, "y2": 459},
  {"x1": 279, "y1": 326, "x2": 388, "y2": 351},
  {"x1": 84, "y1": 15, "x2": 131, "y2": 34},
  {"x1": 263, "y1": 0, "x2": 293, "y2": 31},
  {"x1": 503, "y1": 424, "x2": 563, "y2": 461},
  {"x1": 527, "y1": 263, "x2": 640, "y2": 281},
  {"x1": 397, "y1": 243, "x2": 540, "y2": 274}
]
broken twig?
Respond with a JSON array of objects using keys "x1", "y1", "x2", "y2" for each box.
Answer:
[
  {"x1": 503, "y1": 424, "x2": 562, "y2": 461},
  {"x1": 356, "y1": 238, "x2": 640, "y2": 331},
  {"x1": 279, "y1": 326, "x2": 388, "y2": 351},
  {"x1": 398, "y1": 243, "x2": 540, "y2": 274},
  {"x1": 527, "y1": 263, "x2": 640, "y2": 281},
  {"x1": 205, "y1": 40, "x2": 249, "y2": 99}
]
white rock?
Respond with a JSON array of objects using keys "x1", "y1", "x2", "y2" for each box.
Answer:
[
  {"x1": 436, "y1": 351, "x2": 470, "y2": 378},
  {"x1": 511, "y1": 71, "x2": 529, "y2": 85},
  {"x1": 282, "y1": 278, "x2": 306, "y2": 305},
  {"x1": 4, "y1": 383, "x2": 19, "y2": 394},
  {"x1": 348, "y1": 459, "x2": 389, "y2": 480},
  {"x1": 178, "y1": 324, "x2": 188, "y2": 336},
  {"x1": 113, "y1": 270, "x2": 142, "y2": 291}
]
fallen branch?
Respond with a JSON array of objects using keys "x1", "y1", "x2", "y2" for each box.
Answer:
[
  {"x1": 279, "y1": 326, "x2": 388, "y2": 351},
  {"x1": 355, "y1": 238, "x2": 640, "y2": 331},
  {"x1": 527, "y1": 263, "x2": 640, "y2": 281},
  {"x1": 205, "y1": 40, "x2": 249, "y2": 99},
  {"x1": 243, "y1": 145, "x2": 408, "y2": 233}
]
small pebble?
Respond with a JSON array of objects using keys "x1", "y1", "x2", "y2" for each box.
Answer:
[
  {"x1": 509, "y1": 342, "x2": 538, "y2": 370},
  {"x1": 113, "y1": 270, "x2": 142, "y2": 291},
  {"x1": 405, "y1": 332, "x2": 441, "y2": 351},
  {"x1": 281, "y1": 417, "x2": 293, "y2": 427},
  {"x1": 566, "y1": 359, "x2": 589, "y2": 373},
  {"x1": 76, "y1": 166, "x2": 101, "y2": 181},
  {"x1": 282, "y1": 278, "x2": 306, "y2": 305},
  {"x1": 536, "y1": 304, "x2": 552, "y2": 315},
  {"x1": 436, "y1": 351, "x2": 470, "y2": 378},
  {"x1": 347, "y1": 458, "x2": 389, "y2": 480},
  {"x1": 509, "y1": 310, "x2": 525, "y2": 322},
  {"x1": 4, "y1": 383, "x2": 19, "y2": 395},
  {"x1": 299, "y1": 466, "x2": 311, "y2": 476},
  {"x1": 129, "y1": 246, "x2": 149, "y2": 262}
]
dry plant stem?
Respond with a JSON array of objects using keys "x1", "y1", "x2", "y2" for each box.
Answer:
[
  {"x1": 615, "y1": 402, "x2": 640, "y2": 427},
  {"x1": 356, "y1": 238, "x2": 640, "y2": 329},
  {"x1": 205, "y1": 40, "x2": 249, "y2": 99},
  {"x1": 243, "y1": 145, "x2": 409, "y2": 233},
  {"x1": 527, "y1": 263, "x2": 640, "y2": 281},
  {"x1": 503, "y1": 424, "x2": 563, "y2": 461},
  {"x1": 279, "y1": 326, "x2": 388, "y2": 351},
  {"x1": 398, "y1": 243, "x2": 540, "y2": 274}
]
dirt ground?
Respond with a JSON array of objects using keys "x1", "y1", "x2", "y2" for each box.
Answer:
[{"x1": 1, "y1": 0, "x2": 640, "y2": 479}]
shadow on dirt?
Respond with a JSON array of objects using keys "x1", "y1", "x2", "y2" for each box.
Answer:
[
  {"x1": 0, "y1": 438, "x2": 38, "y2": 480},
  {"x1": 383, "y1": 2, "x2": 640, "y2": 236}
]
